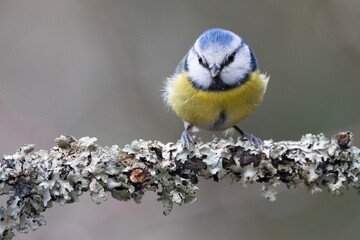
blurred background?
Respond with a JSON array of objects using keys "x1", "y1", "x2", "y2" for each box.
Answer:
[{"x1": 0, "y1": 0, "x2": 360, "y2": 239}]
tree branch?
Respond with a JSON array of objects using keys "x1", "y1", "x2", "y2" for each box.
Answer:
[{"x1": 0, "y1": 132, "x2": 358, "y2": 239}]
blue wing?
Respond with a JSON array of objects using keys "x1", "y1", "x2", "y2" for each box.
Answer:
[{"x1": 173, "y1": 53, "x2": 189, "y2": 76}]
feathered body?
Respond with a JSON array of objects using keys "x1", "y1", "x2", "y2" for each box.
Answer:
[
  {"x1": 165, "y1": 69, "x2": 268, "y2": 131},
  {"x1": 163, "y1": 28, "x2": 269, "y2": 148}
]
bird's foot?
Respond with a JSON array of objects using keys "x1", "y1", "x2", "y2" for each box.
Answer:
[
  {"x1": 181, "y1": 129, "x2": 195, "y2": 150},
  {"x1": 233, "y1": 126, "x2": 263, "y2": 150},
  {"x1": 242, "y1": 132, "x2": 263, "y2": 150}
]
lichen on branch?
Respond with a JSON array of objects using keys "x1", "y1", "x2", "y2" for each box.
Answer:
[{"x1": 0, "y1": 132, "x2": 358, "y2": 239}]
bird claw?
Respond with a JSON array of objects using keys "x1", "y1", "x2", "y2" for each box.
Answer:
[
  {"x1": 241, "y1": 132, "x2": 263, "y2": 150},
  {"x1": 233, "y1": 126, "x2": 263, "y2": 150},
  {"x1": 181, "y1": 129, "x2": 195, "y2": 149}
]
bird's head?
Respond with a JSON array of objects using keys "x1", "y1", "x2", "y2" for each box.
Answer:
[{"x1": 185, "y1": 28, "x2": 257, "y2": 90}]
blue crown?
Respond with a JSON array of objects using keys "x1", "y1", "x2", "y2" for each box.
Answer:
[{"x1": 198, "y1": 29, "x2": 234, "y2": 50}]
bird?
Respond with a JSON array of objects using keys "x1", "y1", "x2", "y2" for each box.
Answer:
[{"x1": 163, "y1": 28, "x2": 269, "y2": 149}]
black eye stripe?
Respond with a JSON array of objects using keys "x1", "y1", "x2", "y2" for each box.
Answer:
[
  {"x1": 223, "y1": 50, "x2": 238, "y2": 66},
  {"x1": 193, "y1": 47, "x2": 240, "y2": 69},
  {"x1": 228, "y1": 52, "x2": 236, "y2": 62},
  {"x1": 194, "y1": 51, "x2": 208, "y2": 68}
]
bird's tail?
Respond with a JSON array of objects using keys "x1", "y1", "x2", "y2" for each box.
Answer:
[{"x1": 223, "y1": 127, "x2": 236, "y2": 136}]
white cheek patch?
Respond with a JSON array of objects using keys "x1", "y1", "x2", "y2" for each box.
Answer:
[
  {"x1": 187, "y1": 50, "x2": 212, "y2": 89},
  {"x1": 221, "y1": 45, "x2": 252, "y2": 85},
  {"x1": 186, "y1": 32, "x2": 253, "y2": 89}
]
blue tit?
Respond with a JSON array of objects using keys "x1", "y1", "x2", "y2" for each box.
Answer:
[{"x1": 163, "y1": 28, "x2": 269, "y2": 149}]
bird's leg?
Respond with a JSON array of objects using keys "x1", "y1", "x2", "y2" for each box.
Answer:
[
  {"x1": 181, "y1": 123, "x2": 195, "y2": 149},
  {"x1": 233, "y1": 126, "x2": 263, "y2": 150}
]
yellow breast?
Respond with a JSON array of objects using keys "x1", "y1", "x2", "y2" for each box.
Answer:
[{"x1": 166, "y1": 70, "x2": 268, "y2": 131}]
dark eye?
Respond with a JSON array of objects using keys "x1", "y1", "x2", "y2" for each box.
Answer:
[
  {"x1": 228, "y1": 55, "x2": 235, "y2": 63},
  {"x1": 198, "y1": 57, "x2": 203, "y2": 65}
]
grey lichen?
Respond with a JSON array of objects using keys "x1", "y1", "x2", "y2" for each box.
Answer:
[{"x1": 0, "y1": 132, "x2": 359, "y2": 239}]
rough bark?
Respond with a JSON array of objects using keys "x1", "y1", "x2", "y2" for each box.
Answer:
[{"x1": 0, "y1": 132, "x2": 358, "y2": 239}]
